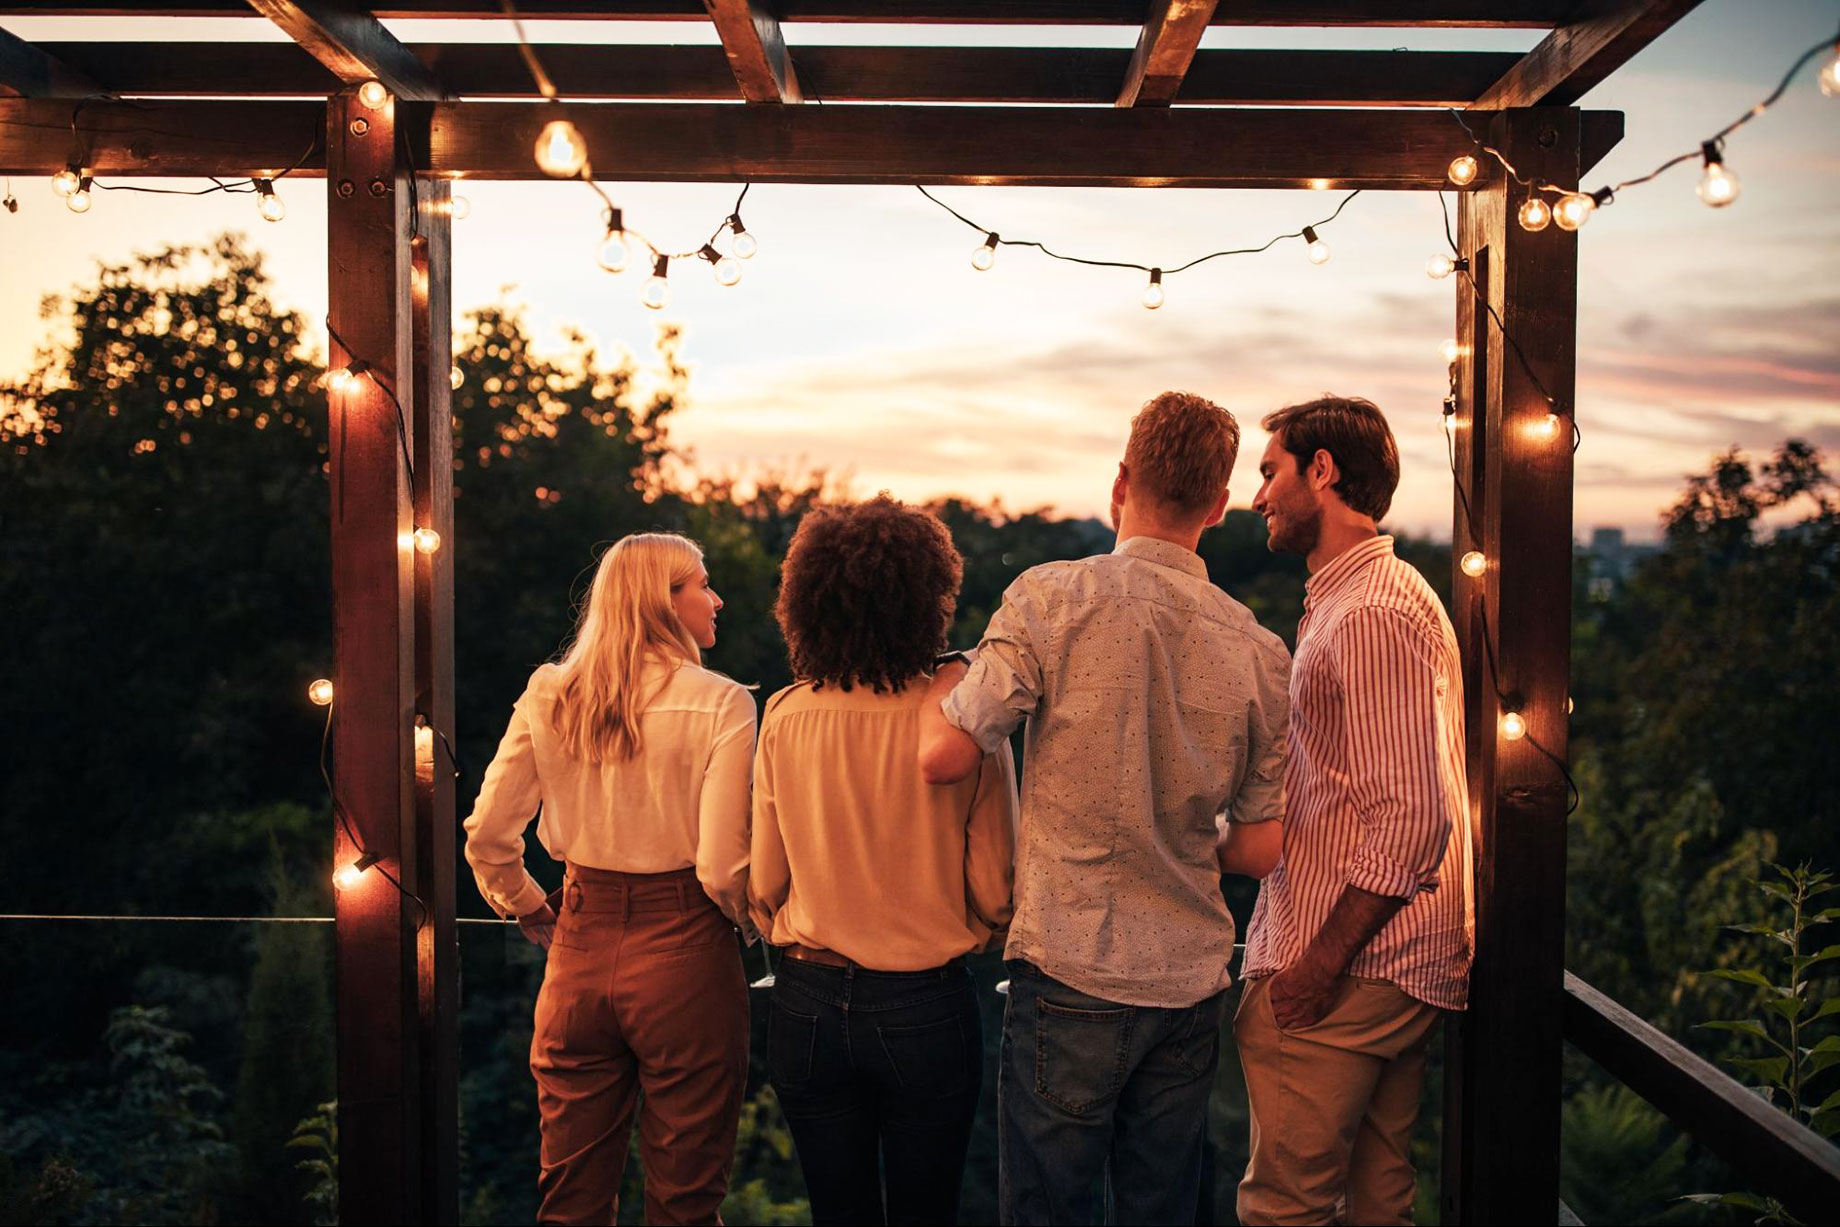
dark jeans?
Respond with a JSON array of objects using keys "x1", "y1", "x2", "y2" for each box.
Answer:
[
  {"x1": 768, "y1": 957, "x2": 984, "y2": 1226},
  {"x1": 998, "y1": 959, "x2": 1224, "y2": 1226}
]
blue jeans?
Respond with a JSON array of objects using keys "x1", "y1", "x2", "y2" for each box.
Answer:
[
  {"x1": 768, "y1": 957, "x2": 984, "y2": 1226},
  {"x1": 998, "y1": 960, "x2": 1224, "y2": 1226}
]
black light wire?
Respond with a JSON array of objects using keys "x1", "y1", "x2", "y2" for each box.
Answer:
[
  {"x1": 320, "y1": 701, "x2": 429, "y2": 928},
  {"x1": 322, "y1": 319, "x2": 416, "y2": 484}
]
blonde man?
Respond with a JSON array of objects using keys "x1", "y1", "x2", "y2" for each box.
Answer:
[{"x1": 921, "y1": 391, "x2": 1291, "y2": 1226}]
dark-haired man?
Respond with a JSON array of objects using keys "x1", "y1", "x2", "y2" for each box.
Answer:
[
  {"x1": 1237, "y1": 395, "x2": 1473, "y2": 1226},
  {"x1": 919, "y1": 390, "x2": 1291, "y2": 1226}
]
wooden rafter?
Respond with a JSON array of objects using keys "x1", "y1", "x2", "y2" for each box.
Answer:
[
  {"x1": 29, "y1": 42, "x2": 1525, "y2": 107},
  {"x1": 1117, "y1": 0, "x2": 1218, "y2": 108},
  {"x1": 246, "y1": 0, "x2": 444, "y2": 100},
  {"x1": 0, "y1": 27, "x2": 104, "y2": 97},
  {"x1": 1473, "y1": 0, "x2": 1707, "y2": 109},
  {"x1": 702, "y1": 0, "x2": 801, "y2": 103}
]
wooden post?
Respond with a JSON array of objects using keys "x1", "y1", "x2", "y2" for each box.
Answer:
[
  {"x1": 410, "y1": 177, "x2": 459, "y2": 1227},
  {"x1": 327, "y1": 84, "x2": 422, "y2": 1226},
  {"x1": 1443, "y1": 106, "x2": 1579, "y2": 1224}
]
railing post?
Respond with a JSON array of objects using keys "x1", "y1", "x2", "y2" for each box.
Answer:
[
  {"x1": 1443, "y1": 106, "x2": 1579, "y2": 1224},
  {"x1": 327, "y1": 84, "x2": 422, "y2": 1226}
]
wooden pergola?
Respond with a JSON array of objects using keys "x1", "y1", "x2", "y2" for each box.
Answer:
[{"x1": 5, "y1": 3, "x2": 1836, "y2": 1224}]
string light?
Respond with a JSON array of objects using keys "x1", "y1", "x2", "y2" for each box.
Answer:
[
  {"x1": 700, "y1": 244, "x2": 741, "y2": 287},
  {"x1": 1302, "y1": 225, "x2": 1331, "y2": 265},
  {"x1": 972, "y1": 232, "x2": 999, "y2": 271},
  {"x1": 1822, "y1": 43, "x2": 1840, "y2": 95},
  {"x1": 1517, "y1": 197, "x2": 1551, "y2": 232},
  {"x1": 1499, "y1": 710, "x2": 1528, "y2": 741},
  {"x1": 1553, "y1": 191, "x2": 1595, "y2": 231},
  {"x1": 357, "y1": 80, "x2": 389, "y2": 109},
  {"x1": 1440, "y1": 338, "x2": 1464, "y2": 363},
  {"x1": 1447, "y1": 154, "x2": 1479, "y2": 187},
  {"x1": 65, "y1": 177, "x2": 93, "y2": 213},
  {"x1": 52, "y1": 166, "x2": 81, "y2": 197},
  {"x1": 1696, "y1": 140, "x2": 1741, "y2": 207},
  {"x1": 1460, "y1": 550, "x2": 1488, "y2": 578},
  {"x1": 727, "y1": 214, "x2": 758, "y2": 259},
  {"x1": 1533, "y1": 412, "x2": 1563, "y2": 442},
  {"x1": 253, "y1": 179, "x2": 285, "y2": 223},
  {"x1": 534, "y1": 117, "x2": 589, "y2": 179},
  {"x1": 333, "y1": 852, "x2": 379, "y2": 891},
  {"x1": 643, "y1": 254, "x2": 670, "y2": 310},
  {"x1": 308, "y1": 678, "x2": 335, "y2": 706},
  {"x1": 325, "y1": 364, "x2": 361, "y2": 393},
  {"x1": 1426, "y1": 253, "x2": 1460, "y2": 279},
  {"x1": 596, "y1": 207, "x2": 631, "y2": 274},
  {"x1": 412, "y1": 528, "x2": 441, "y2": 554},
  {"x1": 1141, "y1": 268, "x2": 1165, "y2": 310},
  {"x1": 450, "y1": 365, "x2": 464, "y2": 390}
]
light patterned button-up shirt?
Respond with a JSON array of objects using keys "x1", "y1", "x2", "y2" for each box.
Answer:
[
  {"x1": 1241, "y1": 535, "x2": 1475, "y2": 1010},
  {"x1": 943, "y1": 535, "x2": 1291, "y2": 1008}
]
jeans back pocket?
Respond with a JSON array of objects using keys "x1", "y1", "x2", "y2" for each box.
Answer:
[
  {"x1": 768, "y1": 998, "x2": 819, "y2": 1088},
  {"x1": 877, "y1": 1015, "x2": 970, "y2": 1099},
  {"x1": 1034, "y1": 999, "x2": 1135, "y2": 1116}
]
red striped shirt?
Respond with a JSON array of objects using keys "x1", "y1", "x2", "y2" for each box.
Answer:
[{"x1": 1241, "y1": 535, "x2": 1474, "y2": 1010}]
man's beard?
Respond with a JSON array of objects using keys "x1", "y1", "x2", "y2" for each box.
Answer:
[{"x1": 1268, "y1": 501, "x2": 1322, "y2": 556}]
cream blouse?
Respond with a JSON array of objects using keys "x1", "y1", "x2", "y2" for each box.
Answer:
[{"x1": 462, "y1": 658, "x2": 756, "y2": 926}]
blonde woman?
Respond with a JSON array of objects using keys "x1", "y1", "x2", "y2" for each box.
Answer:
[{"x1": 463, "y1": 532, "x2": 755, "y2": 1227}]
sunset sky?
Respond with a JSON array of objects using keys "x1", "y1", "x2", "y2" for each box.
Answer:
[{"x1": 3, "y1": 2, "x2": 1836, "y2": 539}]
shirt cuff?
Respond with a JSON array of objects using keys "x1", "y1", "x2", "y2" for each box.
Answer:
[
  {"x1": 498, "y1": 872, "x2": 550, "y2": 920},
  {"x1": 941, "y1": 680, "x2": 1013, "y2": 756},
  {"x1": 1346, "y1": 847, "x2": 1439, "y2": 900}
]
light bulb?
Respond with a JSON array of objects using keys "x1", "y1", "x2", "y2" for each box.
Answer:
[
  {"x1": 66, "y1": 181, "x2": 93, "y2": 214},
  {"x1": 52, "y1": 167, "x2": 81, "y2": 197},
  {"x1": 714, "y1": 255, "x2": 742, "y2": 287},
  {"x1": 1821, "y1": 47, "x2": 1840, "y2": 97},
  {"x1": 1426, "y1": 253, "x2": 1457, "y2": 279},
  {"x1": 1303, "y1": 225, "x2": 1330, "y2": 265},
  {"x1": 326, "y1": 366, "x2": 358, "y2": 393},
  {"x1": 1553, "y1": 192, "x2": 1594, "y2": 231},
  {"x1": 1518, "y1": 197, "x2": 1552, "y2": 232},
  {"x1": 450, "y1": 365, "x2": 464, "y2": 390},
  {"x1": 254, "y1": 180, "x2": 285, "y2": 223},
  {"x1": 596, "y1": 229, "x2": 630, "y2": 274},
  {"x1": 1447, "y1": 154, "x2": 1479, "y2": 187},
  {"x1": 1460, "y1": 550, "x2": 1487, "y2": 578},
  {"x1": 1567, "y1": 696, "x2": 1575, "y2": 715},
  {"x1": 333, "y1": 853, "x2": 378, "y2": 891},
  {"x1": 413, "y1": 527, "x2": 441, "y2": 554},
  {"x1": 1696, "y1": 145, "x2": 1740, "y2": 208},
  {"x1": 1533, "y1": 412, "x2": 1562, "y2": 441},
  {"x1": 1141, "y1": 269, "x2": 1165, "y2": 310},
  {"x1": 448, "y1": 195, "x2": 471, "y2": 221},
  {"x1": 1500, "y1": 710, "x2": 1527, "y2": 741},
  {"x1": 308, "y1": 678, "x2": 335, "y2": 706},
  {"x1": 643, "y1": 254, "x2": 669, "y2": 310},
  {"x1": 972, "y1": 232, "x2": 998, "y2": 272},
  {"x1": 534, "y1": 118, "x2": 588, "y2": 178},
  {"x1": 727, "y1": 214, "x2": 757, "y2": 259},
  {"x1": 1440, "y1": 339, "x2": 1463, "y2": 363},
  {"x1": 357, "y1": 80, "x2": 389, "y2": 109}
]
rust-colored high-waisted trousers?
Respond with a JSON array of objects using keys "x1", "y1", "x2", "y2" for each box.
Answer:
[{"x1": 531, "y1": 865, "x2": 749, "y2": 1226}]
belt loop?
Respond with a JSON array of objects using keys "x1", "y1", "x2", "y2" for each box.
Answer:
[
  {"x1": 621, "y1": 883, "x2": 631, "y2": 923},
  {"x1": 566, "y1": 880, "x2": 582, "y2": 913}
]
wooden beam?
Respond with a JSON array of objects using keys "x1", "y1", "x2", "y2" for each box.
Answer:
[
  {"x1": 247, "y1": 0, "x2": 443, "y2": 100},
  {"x1": 409, "y1": 177, "x2": 459, "y2": 1227},
  {"x1": 0, "y1": 98, "x2": 1622, "y2": 187},
  {"x1": 325, "y1": 83, "x2": 422, "y2": 1225},
  {"x1": 1118, "y1": 0, "x2": 1218, "y2": 108},
  {"x1": 32, "y1": 42, "x2": 1526, "y2": 108},
  {"x1": 702, "y1": 0, "x2": 801, "y2": 103},
  {"x1": 1473, "y1": 0, "x2": 1706, "y2": 109},
  {"x1": 1565, "y1": 972, "x2": 1840, "y2": 1225},
  {"x1": 0, "y1": 27, "x2": 105, "y2": 98},
  {"x1": 0, "y1": 2, "x2": 1578, "y2": 24},
  {"x1": 1441, "y1": 106, "x2": 1578, "y2": 1226}
]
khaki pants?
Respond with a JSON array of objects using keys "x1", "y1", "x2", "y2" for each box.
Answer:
[
  {"x1": 531, "y1": 865, "x2": 749, "y2": 1226},
  {"x1": 1234, "y1": 975, "x2": 1442, "y2": 1227}
]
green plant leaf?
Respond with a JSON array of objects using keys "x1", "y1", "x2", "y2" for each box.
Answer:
[
  {"x1": 1699, "y1": 1019, "x2": 1786, "y2": 1049},
  {"x1": 1809, "y1": 998, "x2": 1840, "y2": 1023},
  {"x1": 1812, "y1": 1110, "x2": 1840, "y2": 1138},
  {"x1": 1790, "y1": 945, "x2": 1840, "y2": 974},
  {"x1": 1814, "y1": 1086, "x2": 1840, "y2": 1114},
  {"x1": 1729, "y1": 1056, "x2": 1791, "y2": 1088},
  {"x1": 1707, "y1": 968, "x2": 1778, "y2": 992},
  {"x1": 1679, "y1": 1192, "x2": 1775, "y2": 1212},
  {"x1": 1763, "y1": 996, "x2": 1808, "y2": 1024},
  {"x1": 1811, "y1": 908, "x2": 1840, "y2": 924},
  {"x1": 1759, "y1": 879, "x2": 1796, "y2": 903},
  {"x1": 1726, "y1": 922, "x2": 1784, "y2": 935},
  {"x1": 1805, "y1": 1036, "x2": 1840, "y2": 1075}
]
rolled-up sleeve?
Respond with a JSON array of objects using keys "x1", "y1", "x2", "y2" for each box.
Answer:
[
  {"x1": 942, "y1": 577, "x2": 1049, "y2": 754},
  {"x1": 462, "y1": 691, "x2": 549, "y2": 920},
  {"x1": 1337, "y1": 608, "x2": 1453, "y2": 899},
  {"x1": 963, "y1": 741, "x2": 1019, "y2": 944},
  {"x1": 695, "y1": 684, "x2": 757, "y2": 930},
  {"x1": 1229, "y1": 644, "x2": 1291, "y2": 826}
]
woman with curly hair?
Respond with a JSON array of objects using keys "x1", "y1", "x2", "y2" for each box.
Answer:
[
  {"x1": 749, "y1": 495, "x2": 1017, "y2": 1226},
  {"x1": 462, "y1": 532, "x2": 754, "y2": 1226}
]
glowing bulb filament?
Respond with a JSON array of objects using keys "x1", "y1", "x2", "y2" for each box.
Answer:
[
  {"x1": 1141, "y1": 269, "x2": 1165, "y2": 311},
  {"x1": 1553, "y1": 192, "x2": 1594, "y2": 231},
  {"x1": 254, "y1": 179, "x2": 285, "y2": 223},
  {"x1": 357, "y1": 80, "x2": 390, "y2": 109},
  {"x1": 412, "y1": 527, "x2": 441, "y2": 554},
  {"x1": 1447, "y1": 154, "x2": 1479, "y2": 187},
  {"x1": 972, "y1": 232, "x2": 998, "y2": 272},
  {"x1": 1460, "y1": 550, "x2": 1487, "y2": 578},
  {"x1": 1533, "y1": 412, "x2": 1562, "y2": 442},
  {"x1": 1696, "y1": 142, "x2": 1740, "y2": 208},
  {"x1": 1518, "y1": 197, "x2": 1552, "y2": 232},
  {"x1": 1426, "y1": 253, "x2": 1457, "y2": 280},
  {"x1": 1499, "y1": 710, "x2": 1527, "y2": 741},
  {"x1": 66, "y1": 177, "x2": 93, "y2": 214},
  {"x1": 333, "y1": 853, "x2": 380, "y2": 891},
  {"x1": 308, "y1": 678, "x2": 335, "y2": 706},
  {"x1": 1302, "y1": 225, "x2": 1331, "y2": 265},
  {"x1": 52, "y1": 167, "x2": 81, "y2": 197},
  {"x1": 534, "y1": 118, "x2": 589, "y2": 179}
]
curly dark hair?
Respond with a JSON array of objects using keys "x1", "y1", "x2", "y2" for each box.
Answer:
[{"x1": 776, "y1": 495, "x2": 963, "y2": 692}]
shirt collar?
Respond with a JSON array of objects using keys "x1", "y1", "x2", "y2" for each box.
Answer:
[
  {"x1": 1113, "y1": 535, "x2": 1209, "y2": 582},
  {"x1": 1304, "y1": 534, "x2": 1394, "y2": 607}
]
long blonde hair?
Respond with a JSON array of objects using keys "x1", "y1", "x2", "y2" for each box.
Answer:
[{"x1": 551, "y1": 533, "x2": 705, "y2": 763}]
